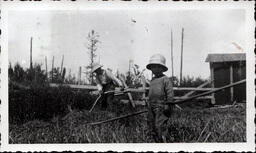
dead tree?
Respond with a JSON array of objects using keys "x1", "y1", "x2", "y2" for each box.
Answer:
[
  {"x1": 30, "y1": 37, "x2": 33, "y2": 70},
  {"x1": 180, "y1": 28, "x2": 184, "y2": 85},
  {"x1": 86, "y1": 30, "x2": 100, "y2": 84}
]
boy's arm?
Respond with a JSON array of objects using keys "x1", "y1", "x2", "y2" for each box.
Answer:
[
  {"x1": 95, "y1": 76, "x2": 103, "y2": 92},
  {"x1": 163, "y1": 77, "x2": 174, "y2": 117},
  {"x1": 164, "y1": 77, "x2": 174, "y2": 103},
  {"x1": 106, "y1": 70, "x2": 123, "y2": 87}
]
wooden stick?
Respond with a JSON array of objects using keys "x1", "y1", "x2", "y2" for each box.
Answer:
[
  {"x1": 230, "y1": 65, "x2": 234, "y2": 102},
  {"x1": 89, "y1": 80, "x2": 245, "y2": 125},
  {"x1": 49, "y1": 83, "x2": 97, "y2": 90},
  {"x1": 210, "y1": 64, "x2": 216, "y2": 104},
  {"x1": 203, "y1": 132, "x2": 211, "y2": 142},
  {"x1": 89, "y1": 109, "x2": 148, "y2": 125},
  {"x1": 165, "y1": 79, "x2": 246, "y2": 105},
  {"x1": 197, "y1": 120, "x2": 211, "y2": 142},
  {"x1": 141, "y1": 75, "x2": 146, "y2": 101},
  {"x1": 120, "y1": 77, "x2": 135, "y2": 108},
  {"x1": 89, "y1": 90, "x2": 118, "y2": 113},
  {"x1": 119, "y1": 96, "x2": 212, "y2": 101},
  {"x1": 48, "y1": 83, "x2": 216, "y2": 92},
  {"x1": 181, "y1": 80, "x2": 211, "y2": 98},
  {"x1": 89, "y1": 95, "x2": 102, "y2": 113},
  {"x1": 9, "y1": 136, "x2": 15, "y2": 144},
  {"x1": 173, "y1": 80, "x2": 212, "y2": 110},
  {"x1": 126, "y1": 87, "x2": 215, "y2": 92}
]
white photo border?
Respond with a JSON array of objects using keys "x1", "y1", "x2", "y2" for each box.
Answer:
[{"x1": 1, "y1": 1, "x2": 255, "y2": 152}]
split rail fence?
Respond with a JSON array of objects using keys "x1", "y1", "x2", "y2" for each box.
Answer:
[{"x1": 49, "y1": 81, "x2": 216, "y2": 105}]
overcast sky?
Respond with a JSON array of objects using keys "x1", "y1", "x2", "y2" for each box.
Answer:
[{"x1": 8, "y1": 9, "x2": 245, "y2": 80}]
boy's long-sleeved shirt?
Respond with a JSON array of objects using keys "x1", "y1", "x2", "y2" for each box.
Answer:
[
  {"x1": 148, "y1": 74, "x2": 174, "y2": 106},
  {"x1": 95, "y1": 69, "x2": 123, "y2": 91}
]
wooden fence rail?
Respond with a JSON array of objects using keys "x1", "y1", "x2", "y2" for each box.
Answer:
[
  {"x1": 49, "y1": 83, "x2": 216, "y2": 92},
  {"x1": 49, "y1": 83, "x2": 98, "y2": 90}
]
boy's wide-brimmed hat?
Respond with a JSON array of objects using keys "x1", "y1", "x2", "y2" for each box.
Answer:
[
  {"x1": 91, "y1": 63, "x2": 103, "y2": 73},
  {"x1": 146, "y1": 54, "x2": 168, "y2": 72}
]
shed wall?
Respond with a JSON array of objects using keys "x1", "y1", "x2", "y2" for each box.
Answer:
[
  {"x1": 233, "y1": 61, "x2": 246, "y2": 103},
  {"x1": 212, "y1": 62, "x2": 231, "y2": 105},
  {"x1": 211, "y1": 61, "x2": 246, "y2": 105}
]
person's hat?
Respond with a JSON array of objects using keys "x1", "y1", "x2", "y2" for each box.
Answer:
[
  {"x1": 91, "y1": 63, "x2": 103, "y2": 73},
  {"x1": 146, "y1": 54, "x2": 168, "y2": 72}
]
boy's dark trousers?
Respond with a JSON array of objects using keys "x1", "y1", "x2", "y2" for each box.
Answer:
[
  {"x1": 147, "y1": 102, "x2": 171, "y2": 143},
  {"x1": 101, "y1": 93, "x2": 114, "y2": 110},
  {"x1": 100, "y1": 83, "x2": 115, "y2": 110}
]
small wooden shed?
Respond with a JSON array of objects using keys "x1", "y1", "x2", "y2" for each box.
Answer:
[{"x1": 205, "y1": 53, "x2": 246, "y2": 105}]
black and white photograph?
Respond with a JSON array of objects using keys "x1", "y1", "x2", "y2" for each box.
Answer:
[{"x1": 0, "y1": 1, "x2": 255, "y2": 152}]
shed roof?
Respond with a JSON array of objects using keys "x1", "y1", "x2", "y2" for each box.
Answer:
[{"x1": 205, "y1": 53, "x2": 246, "y2": 63}]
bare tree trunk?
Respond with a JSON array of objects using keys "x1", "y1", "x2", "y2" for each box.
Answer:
[
  {"x1": 78, "y1": 66, "x2": 81, "y2": 85},
  {"x1": 91, "y1": 42, "x2": 94, "y2": 84},
  {"x1": 87, "y1": 30, "x2": 99, "y2": 85},
  {"x1": 60, "y1": 54, "x2": 64, "y2": 75},
  {"x1": 52, "y1": 56, "x2": 54, "y2": 82},
  {"x1": 30, "y1": 37, "x2": 33, "y2": 70},
  {"x1": 171, "y1": 29, "x2": 174, "y2": 79},
  {"x1": 180, "y1": 28, "x2": 184, "y2": 85},
  {"x1": 45, "y1": 56, "x2": 48, "y2": 80}
]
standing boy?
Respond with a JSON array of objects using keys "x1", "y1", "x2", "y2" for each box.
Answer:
[
  {"x1": 91, "y1": 63, "x2": 124, "y2": 110},
  {"x1": 146, "y1": 54, "x2": 174, "y2": 142}
]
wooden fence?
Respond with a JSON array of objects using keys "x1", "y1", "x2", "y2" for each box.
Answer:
[{"x1": 49, "y1": 83, "x2": 215, "y2": 105}]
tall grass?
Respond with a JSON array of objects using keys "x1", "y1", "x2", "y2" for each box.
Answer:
[{"x1": 9, "y1": 104, "x2": 246, "y2": 143}]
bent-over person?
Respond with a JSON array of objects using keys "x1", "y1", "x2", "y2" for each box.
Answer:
[
  {"x1": 91, "y1": 63, "x2": 124, "y2": 110},
  {"x1": 146, "y1": 54, "x2": 174, "y2": 143}
]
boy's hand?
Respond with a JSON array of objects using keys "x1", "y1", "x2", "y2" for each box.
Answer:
[
  {"x1": 120, "y1": 87, "x2": 125, "y2": 91},
  {"x1": 163, "y1": 105, "x2": 172, "y2": 117},
  {"x1": 98, "y1": 89, "x2": 103, "y2": 95}
]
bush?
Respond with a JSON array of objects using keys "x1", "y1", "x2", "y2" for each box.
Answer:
[
  {"x1": 174, "y1": 75, "x2": 209, "y2": 97},
  {"x1": 180, "y1": 75, "x2": 209, "y2": 87},
  {"x1": 8, "y1": 62, "x2": 98, "y2": 124},
  {"x1": 9, "y1": 86, "x2": 97, "y2": 124},
  {"x1": 9, "y1": 63, "x2": 47, "y2": 85}
]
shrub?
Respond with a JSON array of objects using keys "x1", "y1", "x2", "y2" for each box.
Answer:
[
  {"x1": 9, "y1": 63, "x2": 47, "y2": 85},
  {"x1": 9, "y1": 86, "x2": 96, "y2": 124},
  {"x1": 180, "y1": 75, "x2": 209, "y2": 87}
]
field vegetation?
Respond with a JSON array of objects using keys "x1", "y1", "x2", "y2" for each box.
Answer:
[
  {"x1": 9, "y1": 103, "x2": 246, "y2": 143},
  {"x1": 8, "y1": 63, "x2": 246, "y2": 143}
]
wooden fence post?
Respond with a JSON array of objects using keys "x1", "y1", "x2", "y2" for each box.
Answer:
[
  {"x1": 60, "y1": 55, "x2": 64, "y2": 74},
  {"x1": 78, "y1": 66, "x2": 81, "y2": 85},
  {"x1": 230, "y1": 64, "x2": 234, "y2": 102},
  {"x1": 179, "y1": 28, "x2": 184, "y2": 85},
  {"x1": 120, "y1": 76, "x2": 135, "y2": 108},
  {"x1": 141, "y1": 75, "x2": 146, "y2": 101},
  {"x1": 52, "y1": 56, "x2": 54, "y2": 82},
  {"x1": 45, "y1": 56, "x2": 48, "y2": 80},
  {"x1": 210, "y1": 64, "x2": 216, "y2": 105},
  {"x1": 171, "y1": 29, "x2": 174, "y2": 79},
  {"x1": 30, "y1": 37, "x2": 33, "y2": 70}
]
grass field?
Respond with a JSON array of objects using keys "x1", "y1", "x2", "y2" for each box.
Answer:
[{"x1": 9, "y1": 102, "x2": 246, "y2": 143}]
